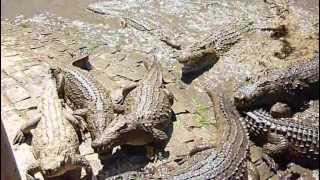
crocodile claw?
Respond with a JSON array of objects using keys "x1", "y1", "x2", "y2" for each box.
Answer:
[
  {"x1": 26, "y1": 174, "x2": 37, "y2": 180},
  {"x1": 262, "y1": 154, "x2": 278, "y2": 173},
  {"x1": 13, "y1": 130, "x2": 26, "y2": 145}
]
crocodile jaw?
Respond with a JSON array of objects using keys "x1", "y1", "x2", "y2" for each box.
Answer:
[{"x1": 92, "y1": 116, "x2": 135, "y2": 152}]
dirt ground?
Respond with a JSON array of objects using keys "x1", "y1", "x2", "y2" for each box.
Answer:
[{"x1": 1, "y1": 0, "x2": 319, "y2": 179}]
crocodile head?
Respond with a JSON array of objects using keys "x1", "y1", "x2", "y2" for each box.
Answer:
[
  {"x1": 177, "y1": 47, "x2": 218, "y2": 74},
  {"x1": 234, "y1": 80, "x2": 281, "y2": 110},
  {"x1": 40, "y1": 155, "x2": 70, "y2": 178},
  {"x1": 92, "y1": 114, "x2": 138, "y2": 152}
]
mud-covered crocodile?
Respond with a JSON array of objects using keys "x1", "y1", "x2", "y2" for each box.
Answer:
[
  {"x1": 234, "y1": 55, "x2": 319, "y2": 111},
  {"x1": 91, "y1": 56, "x2": 174, "y2": 156},
  {"x1": 177, "y1": 19, "x2": 254, "y2": 74},
  {"x1": 50, "y1": 65, "x2": 115, "y2": 153},
  {"x1": 13, "y1": 71, "x2": 92, "y2": 180},
  {"x1": 243, "y1": 108, "x2": 319, "y2": 170}
]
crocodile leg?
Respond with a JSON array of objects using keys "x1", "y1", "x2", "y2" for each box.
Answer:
[
  {"x1": 246, "y1": 161, "x2": 260, "y2": 180},
  {"x1": 262, "y1": 132, "x2": 289, "y2": 171},
  {"x1": 147, "y1": 128, "x2": 169, "y2": 161},
  {"x1": 189, "y1": 143, "x2": 214, "y2": 156},
  {"x1": 111, "y1": 83, "x2": 138, "y2": 113},
  {"x1": 264, "y1": 132, "x2": 289, "y2": 155},
  {"x1": 150, "y1": 128, "x2": 168, "y2": 143},
  {"x1": 13, "y1": 115, "x2": 41, "y2": 145},
  {"x1": 64, "y1": 110, "x2": 88, "y2": 143},
  {"x1": 72, "y1": 108, "x2": 90, "y2": 127},
  {"x1": 163, "y1": 88, "x2": 175, "y2": 106},
  {"x1": 73, "y1": 108, "x2": 89, "y2": 116},
  {"x1": 26, "y1": 161, "x2": 41, "y2": 180},
  {"x1": 64, "y1": 110, "x2": 87, "y2": 131}
]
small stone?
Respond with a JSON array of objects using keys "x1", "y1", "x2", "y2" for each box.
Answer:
[{"x1": 270, "y1": 102, "x2": 291, "y2": 118}]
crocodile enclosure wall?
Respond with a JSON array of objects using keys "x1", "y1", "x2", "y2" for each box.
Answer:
[{"x1": 1, "y1": 0, "x2": 319, "y2": 179}]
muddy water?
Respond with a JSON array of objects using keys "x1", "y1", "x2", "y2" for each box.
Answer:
[{"x1": 1, "y1": 0, "x2": 105, "y2": 23}]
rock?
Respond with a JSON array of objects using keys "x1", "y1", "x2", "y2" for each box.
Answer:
[{"x1": 270, "y1": 102, "x2": 292, "y2": 118}]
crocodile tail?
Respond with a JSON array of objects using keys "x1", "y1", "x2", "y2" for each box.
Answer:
[
  {"x1": 143, "y1": 52, "x2": 163, "y2": 87},
  {"x1": 143, "y1": 48, "x2": 160, "y2": 70}
]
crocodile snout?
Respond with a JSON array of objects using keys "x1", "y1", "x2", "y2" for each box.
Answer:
[{"x1": 234, "y1": 83, "x2": 258, "y2": 109}]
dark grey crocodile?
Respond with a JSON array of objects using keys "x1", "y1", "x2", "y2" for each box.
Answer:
[
  {"x1": 234, "y1": 55, "x2": 319, "y2": 110},
  {"x1": 13, "y1": 72, "x2": 92, "y2": 180}
]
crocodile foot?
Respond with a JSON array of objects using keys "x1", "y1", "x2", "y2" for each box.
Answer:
[{"x1": 262, "y1": 153, "x2": 279, "y2": 173}]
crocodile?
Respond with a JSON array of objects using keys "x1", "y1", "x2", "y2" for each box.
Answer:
[
  {"x1": 141, "y1": 90, "x2": 259, "y2": 180},
  {"x1": 264, "y1": 0, "x2": 289, "y2": 19},
  {"x1": 177, "y1": 19, "x2": 254, "y2": 74},
  {"x1": 243, "y1": 108, "x2": 319, "y2": 170},
  {"x1": 234, "y1": 55, "x2": 319, "y2": 111},
  {"x1": 91, "y1": 56, "x2": 174, "y2": 156},
  {"x1": 13, "y1": 71, "x2": 92, "y2": 180},
  {"x1": 260, "y1": 0, "x2": 290, "y2": 38},
  {"x1": 50, "y1": 65, "x2": 115, "y2": 153}
]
